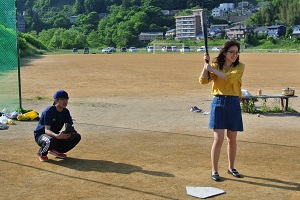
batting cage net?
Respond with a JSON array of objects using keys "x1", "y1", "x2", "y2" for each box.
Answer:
[{"x1": 0, "y1": 1, "x2": 20, "y2": 112}]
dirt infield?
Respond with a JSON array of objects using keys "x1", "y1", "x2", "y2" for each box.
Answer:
[{"x1": 1, "y1": 53, "x2": 300, "y2": 199}]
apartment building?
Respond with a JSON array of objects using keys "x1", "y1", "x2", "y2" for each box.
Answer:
[{"x1": 175, "y1": 9, "x2": 204, "y2": 40}]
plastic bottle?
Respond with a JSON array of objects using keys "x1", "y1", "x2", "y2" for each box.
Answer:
[{"x1": 0, "y1": 115, "x2": 8, "y2": 124}]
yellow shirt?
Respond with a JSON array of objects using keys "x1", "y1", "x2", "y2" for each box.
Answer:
[{"x1": 199, "y1": 62, "x2": 245, "y2": 98}]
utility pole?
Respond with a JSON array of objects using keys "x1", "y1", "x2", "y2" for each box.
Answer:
[{"x1": 242, "y1": 0, "x2": 244, "y2": 15}]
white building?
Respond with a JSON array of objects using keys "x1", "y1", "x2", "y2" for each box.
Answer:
[
  {"x1": 70, "y1": 16, "x2": 77, "y2": 23},
  {"x1": 238, "y1": 1, "x2": 250, "y2": 8},
  {"x1": 212, "y1": 3, "x2": 235, "y2": 17},
  {"x1": 212, "y1": 8, "x2": 224, "y2": 17},
  {"x1": 219, "y1": 3, "x2": 234, "y2": 12},
  {"x1": 161, "y1": 10, "x2": 170, "y2": 15}
]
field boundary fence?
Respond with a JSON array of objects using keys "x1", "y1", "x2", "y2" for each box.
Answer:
[
  {"x1": 0, "y1": 1, "x2": 20, "y2": 112},
  {"x1": 242, "y1": 49, "x2": 299, "y2": 53}
]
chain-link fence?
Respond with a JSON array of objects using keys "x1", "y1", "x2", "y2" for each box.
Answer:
[{"x1": 0, "y1": 1, "x2": 20, "y2": 112}]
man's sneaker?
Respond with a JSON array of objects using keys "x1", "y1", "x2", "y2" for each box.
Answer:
[
  {"x1": 39, "y1": 155, "x2": 49, "y2": 162},
  {"x1": 190, "y1": 106, "x2": 202, "y2": 113},
  {"x1": 49, "y1": 149, "x2": 67, "y2": 159}
]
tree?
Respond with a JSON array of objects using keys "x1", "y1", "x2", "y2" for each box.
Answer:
[
  {"x1": 87, "y1": 30, "x2": 101, "y2": 47},
  {"x1": 105, "y1": 0, "x2": 122, "y2": 6},
  {"x1": 38, "y1": 28, "x2": 56, "y2": 46},
  {"x1": 244, "y1": 33, "x2": 259, "y2": 46},
  {"x1": 74, "y1": 32, "x2": 88, "y2": 48},
  {"x1": 25, "y1": 10, "x2": 46, "y2": 32},
  {"x1": 141, "y1": 6, "x2": 163, "y2": 27},
  {"x1": 61, "y1": 29, "x2": 77, "y2": 49},
  {"x1": 114, "y1": 21, "x2": 134, "y2": 47},
  {"x1": 248, "y1": 0, "x2": 300, "y2": 27},
  {"x1": 49, "y1": 35, "x2": 61, "y2": 49},
  {"x1": 122, "y1": 0, "x2": 131, "y2": 9},
  {"x1": 74, "y1": 12, "x2": 99, "y2": 34},
  {"x1": 285, "y1": 27, "x2": 293, "y2": 38},
  {"x1": 52, "y1": 14, "x2": 71, "y2": 29},
  {"x1": 129, "y1": 11, "x2": 149, "y2": 33},
  {"x1": 74, "y1": 0, "x2": 85, "y2": 14},
  {"x1": 84, "y1": 0, "x2": 106, "y2": 13},
  {"x1": 278, "y1": 0, "x2": 300, "y2": 26}
]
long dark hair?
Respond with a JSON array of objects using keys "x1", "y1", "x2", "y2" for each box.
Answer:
[{"x1": 212, "y1": 40, "x2": 240, "y2": 70}]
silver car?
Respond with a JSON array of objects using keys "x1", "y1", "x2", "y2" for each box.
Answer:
[{"x1": 129, "y1": 47, "x2": 137, "y2": 52}]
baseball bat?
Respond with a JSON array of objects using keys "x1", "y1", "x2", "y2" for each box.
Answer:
[
  {"x1": 201, "y1": 9, "x2": 209, "y2": 63},
  {"x1": 200, "y1": 9, "x2": 210, "y2": 79}
]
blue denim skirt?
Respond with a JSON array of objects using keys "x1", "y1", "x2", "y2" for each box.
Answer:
[{"x1": 209, "y1": 96, "x2": 243, "y2": 131}]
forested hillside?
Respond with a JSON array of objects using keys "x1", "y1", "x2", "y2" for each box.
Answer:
[{"x1": 15, "y1": 0, "x2": 299, "y2": 50}]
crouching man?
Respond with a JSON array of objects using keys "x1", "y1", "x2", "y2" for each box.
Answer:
[{"x1": 34, "y1": 90, "x2": 81, "y2": 162}]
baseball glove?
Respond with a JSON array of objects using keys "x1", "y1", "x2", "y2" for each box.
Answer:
[{"x1": 64, "y1": 123, "x2": 78, "y2": 139}]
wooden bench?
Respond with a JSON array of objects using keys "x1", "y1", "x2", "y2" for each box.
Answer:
[{"x1": 241, "y1": 94, "x2": 298, "y2": 113}]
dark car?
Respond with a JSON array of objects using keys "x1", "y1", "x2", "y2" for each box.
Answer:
[
  {"x1": 162, "y1": 46, "x2": 172, "y2": 52},
  {"x1": 72, "y1": 48, "x2": 78, "y2": 53},
  {"x1": 120, "y1": 47, "x2": 127, "y2": 52},
  {"x1": 109, "y1": 47, "x2": 116, "y2": 52},
  {"x1": 84, "y1": 47, "x2": 89, "y2": 54},
  {"x1": 180, "y1": 46, "x2": 190, "y2": 52}
]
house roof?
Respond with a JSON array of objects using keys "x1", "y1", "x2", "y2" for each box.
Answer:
[
  {"x1": 139, "y1": 32, "x2": 163, "y2": 36},
  {"x1": 228, "y1": 25, "x2": 253, "y2": 30},
  {"x1": 267, "y1": 25, "x2": 286, "y2": 29},
  {"x1": 254, "y1": 26, "x2": 268, "y2": 32},
  {"x1": 292, "y1": 25, "x2": 300, "y2": 31},
  {"x1": 166, "y1": 29, "x2": 175, "y2": 33},
  {"x1": 292, "y1": 30, "x2": 300, "y2": 35},
  {"x1": 227, "y1": 31, "x2": 244, "y2": 35}
]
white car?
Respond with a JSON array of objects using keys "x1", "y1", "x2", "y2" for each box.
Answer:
[
  {"x1": 147, "y1": 46, "x2": 154, "y2": 52},
  {"x1": 212, "y1": 47, "x2": 220, "y2": 51},
  {"x1": 102, "y1": 47, "x2": 113, "y2": 53},
  {"x1": 197, "y1": 46, "x2": 206, "y2": 52},
  {"x1": 129, "y1": 47, "x2": 137, "y2": 52}
]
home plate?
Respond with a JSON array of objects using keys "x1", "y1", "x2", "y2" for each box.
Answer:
[{"x1": 186, "y1": 186, "x2": 225, "y2": 199}]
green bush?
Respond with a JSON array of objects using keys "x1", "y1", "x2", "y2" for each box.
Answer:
[
  {"x1": 18, "y1": 36, "x2": 28, "y2": 50},
  {"x1": 22, "y1": 33, "x2": 48, "y2": 50}
]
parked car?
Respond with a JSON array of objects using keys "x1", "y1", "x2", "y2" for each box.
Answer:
[
  {"x1": 108, "y1": 47, "x2": 116, "y2": 52},
  {"x1": 162, "y1": 46, "x2": 172, "y2": 52},
  {"x1": 212, "y1": 46, "x2": 220, "y2": 51},
  {"x1": 129, "y1": 47, "x2": 137, "y2": 52},
  {"x1": 197, "y1": 46, "x2": 206, "y2": 52},
  {"x1": 120, "y1": 47, "x2": 127, "y2": 52},
  {"x1": 102, "y1": 47, "x2": 116, "y2": 53},
  {"x1": 72, "y1": 48, "x2": 78, "y2": 53},
  {"x1": 147, "y1": 46, "x2": 154, "y2": 52},
  {"x1": 102, "y1": 47, "x2": 113, "y2": 53},
  {"x1": 180, "y1": 46, "x2": 190, "y2": 52},
  {"x1": 84, "y1": 47, "x2": 89, "y2": 54},
  {"x1": 171, "y1": 46, "x2": 177, "y2": 52}
]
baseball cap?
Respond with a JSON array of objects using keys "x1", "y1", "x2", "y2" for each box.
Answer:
[{"x1": 53, "y1": 90, "x2": 69, "y2": 99}]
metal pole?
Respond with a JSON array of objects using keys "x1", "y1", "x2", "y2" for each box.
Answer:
[{"x1": 15, "y1": 0, "x2": 22, "y2": 109}]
